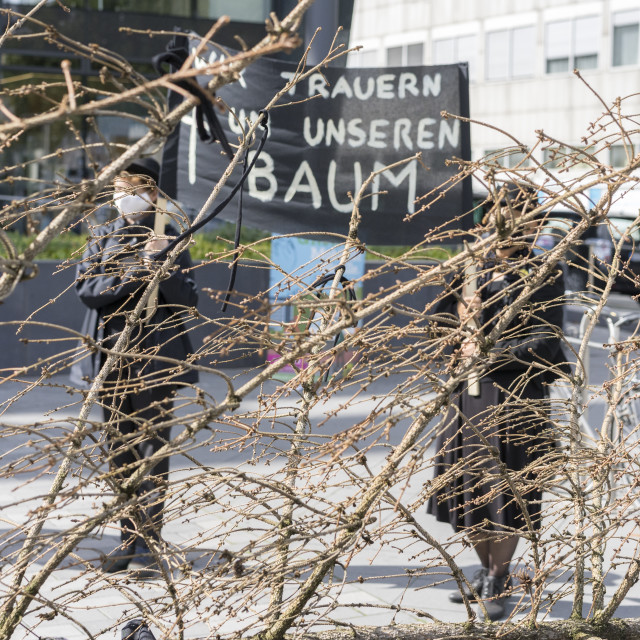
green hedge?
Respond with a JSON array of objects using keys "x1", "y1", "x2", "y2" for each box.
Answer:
[
  {"x1": 4, "y1": 231, "x2": 86, "y2": 260},
  {"x1": 2, "y1": 227, "x2": 267, "y2": 261},
  {"x1": 3, "y1": 227, "x2": 453, "y2": 262}
]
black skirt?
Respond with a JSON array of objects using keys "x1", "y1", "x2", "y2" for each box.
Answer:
[{"x1": 426, "y1": 377, "x2": 552, "y2": 534}]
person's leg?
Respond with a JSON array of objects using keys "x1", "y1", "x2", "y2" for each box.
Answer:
[
  {"x1": 488, "y1": 534, "x2": 518, "y2": 577},
  {"x1": 468, "y1": 532, "x2": 490, "y2": 569},
  {"x1": 124, "y1": 384, "x2": 175, "y2": 579},
  {"x1": 102, "y1": 374, "x2": 140, "y2": 545},
  {"x1": 476, "y1": 533, "x2": 518, "y2": 621},
  {"x1": 109, "y1": 427, "x2": 141, "y2": 548},
  {"x1": 127, "y1": 384, "x2": 174, "y2": 546},
  {"x1": 448, "y1": 532, "x2": 489, "y2": 603},
  {"x1": 99, "y1": 377, "x2": 140, "y2": 571}
]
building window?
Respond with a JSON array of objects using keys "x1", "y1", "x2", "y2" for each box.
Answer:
[
  {"x1": 349, "y1": 48, "x2": 378, "y2": 68},
  {"x1": 610, "y1": 144, "x2": 634, "y2": 168},
  {"x1": 197, "y1": 0, "x2": 270, "y2": 21},
  {"x1": 386, "y1": 43, "x2": 423, "y2": 67},
  {"x1": 386, "y1": 46, "x2": 403, "y2": 67},
  {"x1": 546, "y1": 21, "x2": 571, "y2": 72},
  {"x1": 543, "y1": 145, "x2": 593, "y2": 170},
  {"x1": 613, "y1": 10, "x2": 640, "y2": 67},
  {"x1": 543, "y1": 146, "x2": 566, "y2": 169},
  {"x1": 545, "y1": 16, "x2": 599, "y2": 74},
  {"x1": 486, "y1": 26, "x2": 535, "y2": 81},
  {"x1": 433, "y1": 34, "x2": 476, "y2": 79},
  {"x1": 485, "y1": 148, "x2": 531, "y2": 168},
  {"x1": 44, "y1": 0, "x2": 272, "y2": 20},
  {"x1": 407, "y1": 43, "x2": 424, "y2": 65},
  {"x1": 91, "y1": 0, "x2": 192, "y2": 15}
]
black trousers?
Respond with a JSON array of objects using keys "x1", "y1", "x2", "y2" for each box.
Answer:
[{"x1": 100, "y1": 371, "x2": 175, "y2": 548}]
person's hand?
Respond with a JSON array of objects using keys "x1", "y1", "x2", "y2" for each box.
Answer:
[
  {"x1": 457, "y1": 293, "x2": 481, "y2": 323},
  {"x1": 144, "y1": 237, "x2": 170, "y2": 253},
  {"x1": 460, "y1": 338, "x2": 477, "y2": 359}
]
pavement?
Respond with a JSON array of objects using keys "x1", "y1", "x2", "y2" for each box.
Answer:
[{"x1": 1, "y1": 310, "x2": 640, "y2": 640}]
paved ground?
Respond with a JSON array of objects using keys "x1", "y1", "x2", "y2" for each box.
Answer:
[{"x1": 2, "y1": 294, "x2": 640, "y2": 640}]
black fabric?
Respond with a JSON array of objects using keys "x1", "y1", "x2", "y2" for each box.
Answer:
[
  {"x1": 427, "y1": 253, "x2": 567, "y2": 533},
  {"x1": 153, "y1": 35, "x2": 272, "y2": 310},
  {"x1": 427, "y1": 379, "x2": 551, "y2": 533},
  {"x1": 159, "y1": 81, "x2": 185, "y2": 199},
  {"x1": 126, "y1": 158, "x2": 160, "y2": 184},
  {"x1": 71, "y1": 212, "x2": 195, "y2": 548},
  {"x1": 122, "y1": 620, "x2": 156, "y2": 640},
  {"x1": 433, "y1": 253, "x2": 569, "y2": 382},
  {"x1": 71, "y1": 214, "x2": 199, "y2": 387},
  {"x1": 154, "y1": 110, "x2": 270, "y2": 262},
  {"x1": 167, "y1": 43, "x2": 473, "y2": 244},
  {"x1": 221, "y1": 148, "x2": 249, "y2": 313},
  {"x1": 153, "y1": 32, "x2": 233, "y2": 158},
  {"x1": 101, "y1": 367, "x2": 174, "y2": 544}
]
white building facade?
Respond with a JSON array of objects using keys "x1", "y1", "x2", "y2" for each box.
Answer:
[{"x1": 348, "y1": 0, "x2": 640, "y2": 176}]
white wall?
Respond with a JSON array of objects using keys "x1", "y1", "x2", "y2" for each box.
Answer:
[{"x1": 349, "y1": 0, "x2": 640, "y2": 176}]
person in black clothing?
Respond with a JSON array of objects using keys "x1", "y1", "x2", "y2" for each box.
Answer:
[
  {"x1": 426, "y1": 185, "x2": 568, "y2": 620},
  {"x1": 71, "y1": 158, "x2": 198, "y2": 578}
]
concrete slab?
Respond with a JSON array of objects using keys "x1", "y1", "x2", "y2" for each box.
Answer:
[{"x1": 0, "y1": 368, "x2": 638, "y2": 640}]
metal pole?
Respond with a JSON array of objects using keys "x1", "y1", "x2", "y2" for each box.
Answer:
[{"x1": 304, "y1": 0, "x2": 339, "y2": 66}]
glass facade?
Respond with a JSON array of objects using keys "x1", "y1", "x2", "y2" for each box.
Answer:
[
  {"x1": 386, "y1": 46, "x2": 403, "y2": 67},
  {"x1": 613, "y1": 21, "x2": 639, "y2": 66},
  {"x1": 545, "y1": 16, "x2": 599, "y2": 74},
  {"x1": 485, "y1": 148, "x2": 530, "y2": 168},
  {"x1": 486, "y1": 27, "x2": 534, "y2": 81},
  {"x1": 0, "y1": 1, "x2": 354, "y2": 204},
  {"x1": 2, "y1": 0, "x2": 270, "y2": 20},
  {"x1": 198, "y1": 0, "x2": 271, "y2": 22},
  {"x1": 385, "y1": 43, "x2": 423, "y2": 67},
  {"x1": 511, "y1": 26, "x2": 535, "y2": 78},
  {"x1": 610, "y1": 144, "x2": 634, "y2": 168},
  {"x1": 433, "y1": 34, "x2": 476, "y2": 80}
]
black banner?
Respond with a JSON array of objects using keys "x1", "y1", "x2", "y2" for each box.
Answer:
[{"x1": 168, "y1": 44, "x2": 471, "y2": 245}]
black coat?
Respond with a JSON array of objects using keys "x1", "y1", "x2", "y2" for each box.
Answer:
[
  {"x1": 426, "y1": 252, "x2": 569, "y2": 532},
  {"x1": 70, "y1": 215, "x2": 199, "y2": 388},
  {"x1": 434, "y1": 253, "x2": 569, "y2": 386}
]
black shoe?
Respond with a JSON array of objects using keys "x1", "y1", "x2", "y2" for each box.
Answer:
[
  {"x1": 476, "y1": 573, "x2": 511, "y2": 621},
  {"x1": 449, "y1": 567, "x2": 488, "y2": 603},
  {"x1": 122, "y1": 619, "x2": 157, "y2": 640},
  {"x1": 101, "y1": 545, "x2": 136, "y2": 573}
]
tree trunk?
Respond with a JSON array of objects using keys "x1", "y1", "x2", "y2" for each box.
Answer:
[{"x1": 294, "y1": 618, "x2": 640, "y2": 640}]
